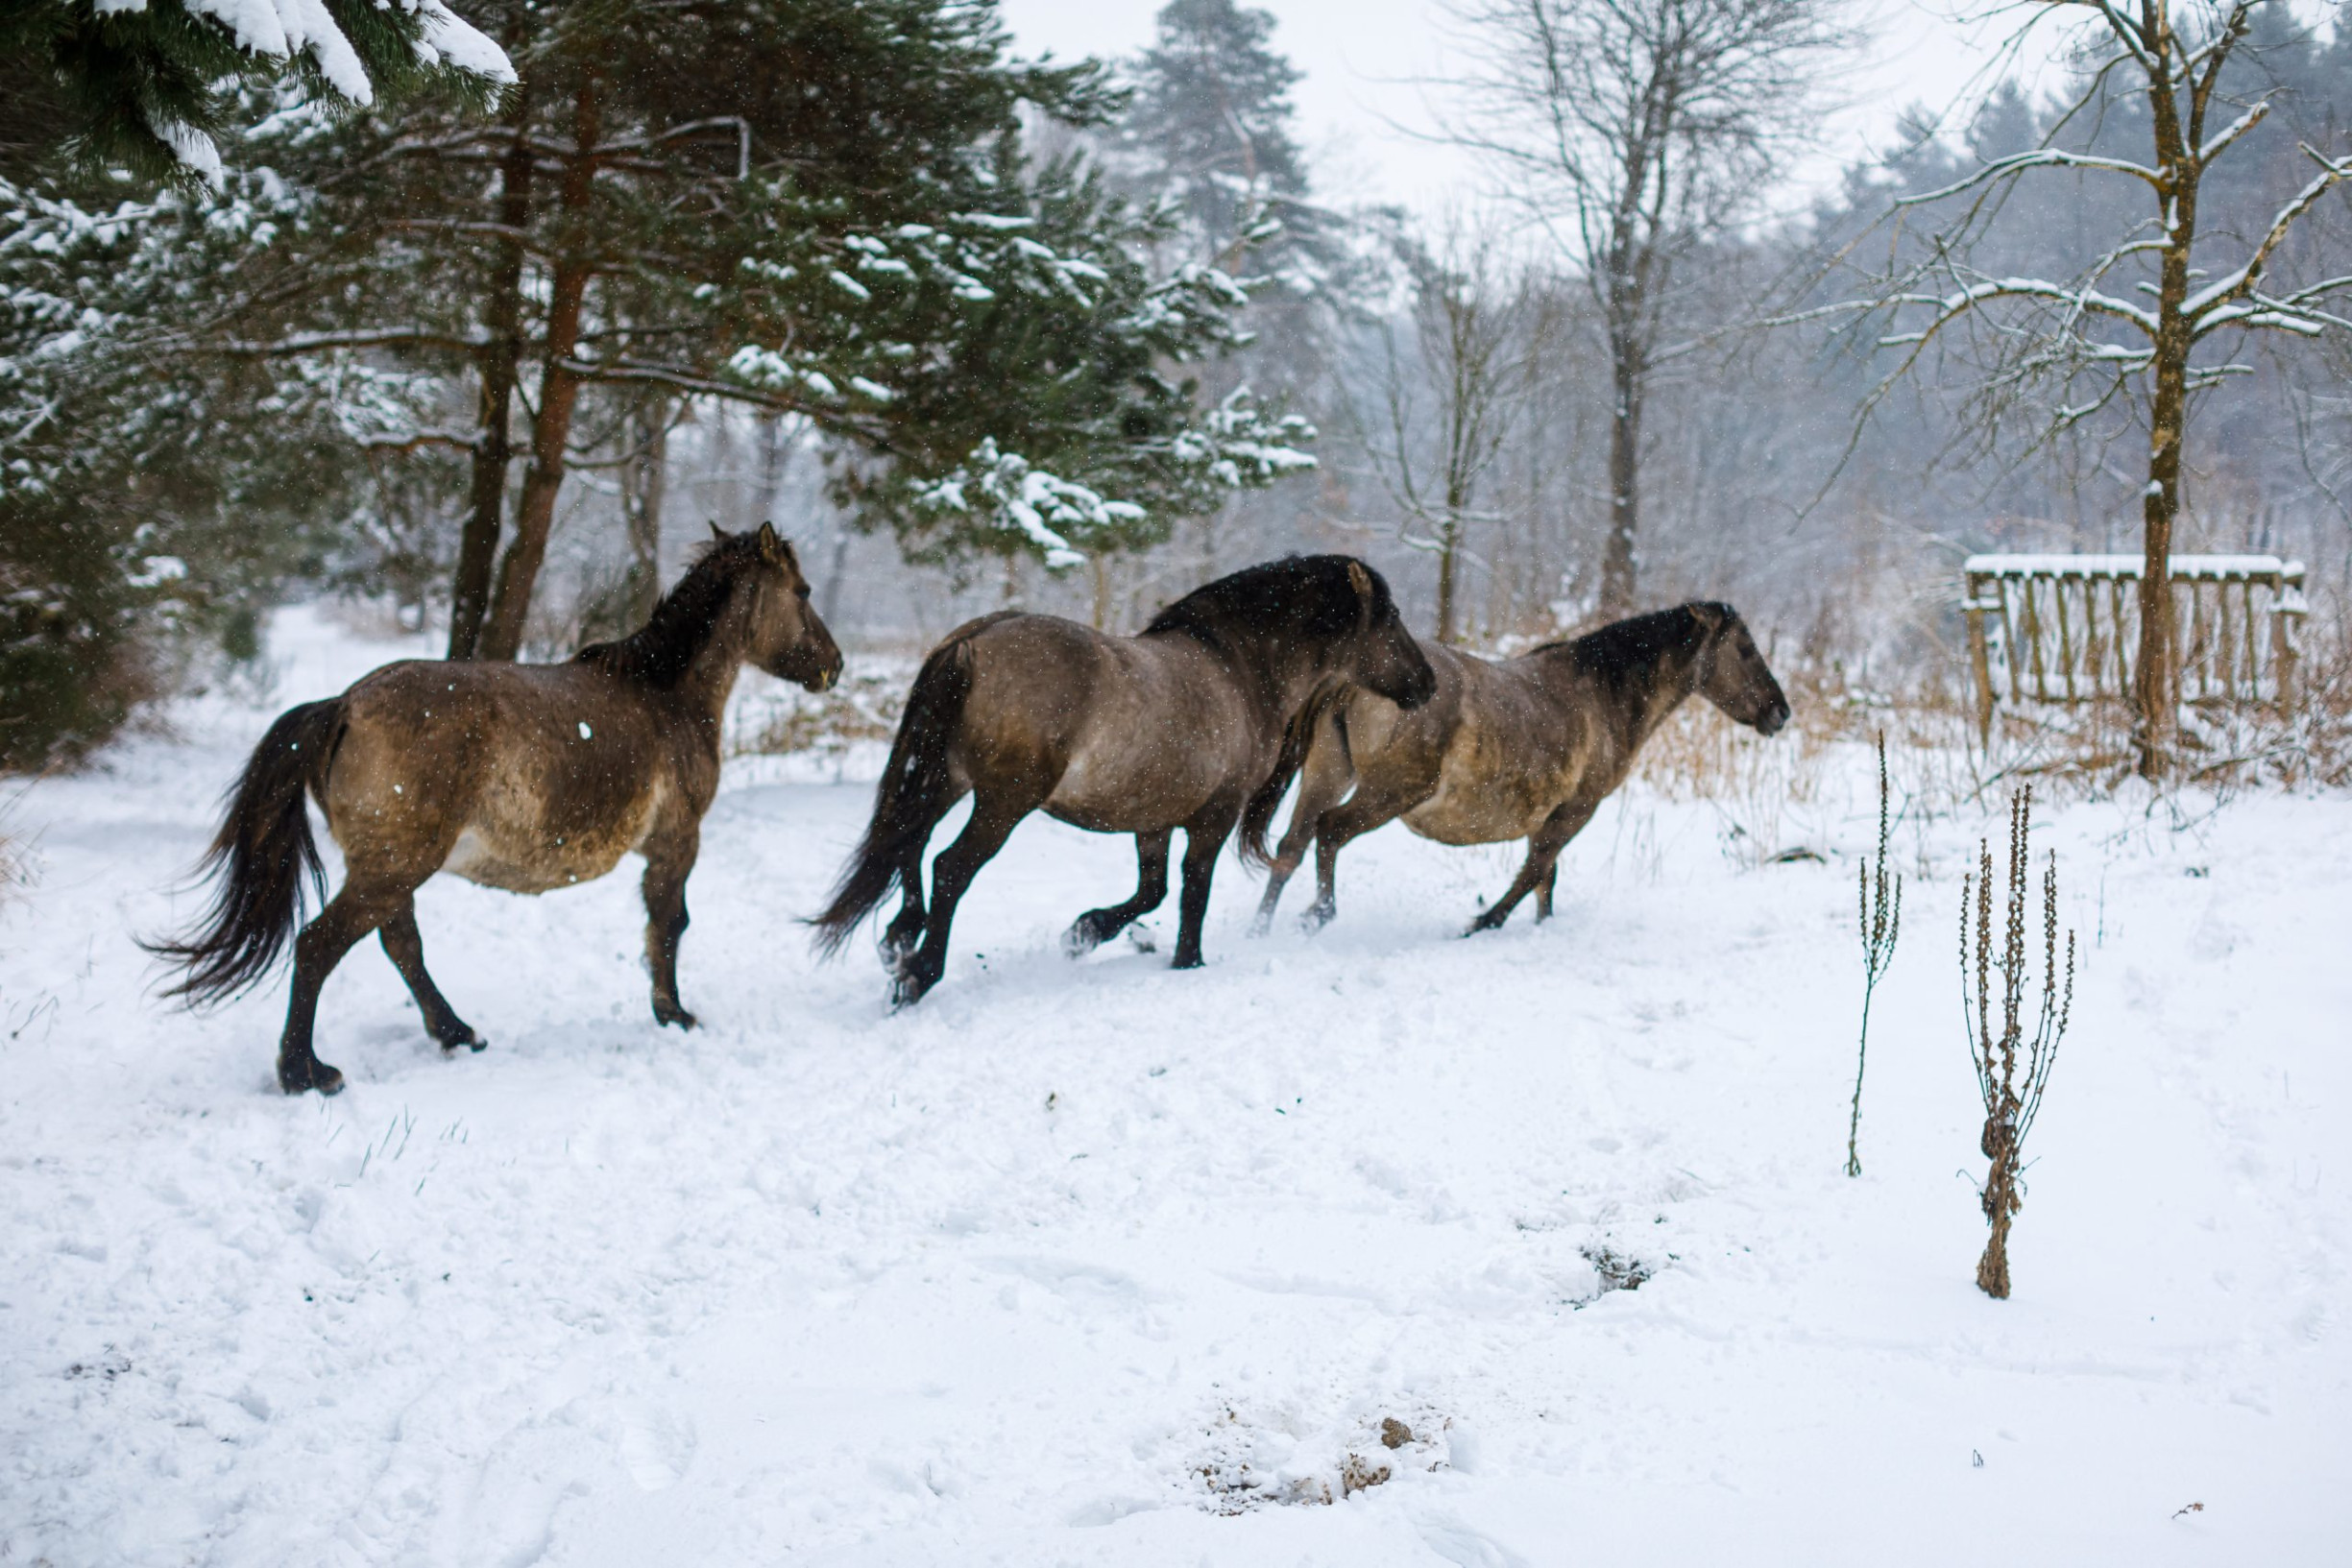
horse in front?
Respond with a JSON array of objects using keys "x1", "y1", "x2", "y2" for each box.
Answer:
[{"x1": 1251, "y1": 601, "x2": 1790, "y2": 935}]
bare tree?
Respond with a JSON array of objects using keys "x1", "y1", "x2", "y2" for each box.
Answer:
[
  {"x1": 1845, "y1": 0, "x2": 2351, "y2": 776},
  {"x1": 1441, "y1": 0, "x2": 1851, "y2": 615},
  {"x1": 1355, "y1": 217, "x2": 1553, "y2": 642}
]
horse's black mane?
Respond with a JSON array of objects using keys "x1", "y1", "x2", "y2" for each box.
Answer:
[
  {"x1": 1145, "y1": 554, "x2": 1392, "y2": 649},
  {"x1": 1535, "y1": 602, "x2": 1731, "y2": 689},
  {"x1": 575, "y1": 531, "x2": 765, "y2": 688}
]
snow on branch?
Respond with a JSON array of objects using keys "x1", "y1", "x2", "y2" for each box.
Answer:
[
  {"x1": 2186, "y1": 145, "x2": 2352, "y2": 334},
  {"x1": 1895, "y1": 147, "x2": 2163, "y2": 208},
  {"x1": 120, "y1": 0, "x2": 515, "y2": 178},
  {"x1": 916, "y1": 440, "x2": 1145, "y2": 569},
  {"x1": 2196, "y1": 100, "x2": 2268, "y2": 166},
  {"x1": 1880, "y1": 277, "x2": 2159, "y2": 343}
]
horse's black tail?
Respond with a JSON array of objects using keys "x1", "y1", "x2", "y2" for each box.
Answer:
[
  {"x1": 1237, "y1": 681, "x2": 1344, "y2": 869},
  {"x1": 144, "y1": 698, "x2": 344, "y2": 1005},
  {"x1": 808, "y1": 637, "x2": 973, "y2": 957}
]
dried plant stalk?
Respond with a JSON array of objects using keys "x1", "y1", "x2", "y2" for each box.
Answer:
[
  {"x1": 1959, "y1": 787, "x2": 2073, "y2": 1298},
  {"x1": 1847, "y1": 732, "x2": 1902, "y2": 1176}
]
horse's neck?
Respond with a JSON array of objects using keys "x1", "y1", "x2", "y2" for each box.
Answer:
[
  {"x1": 1539, "y1": 639, "x2": 1702, "y2": 751},
  {"x1": 1153, "y1": 628, "x2": 1317, "y2": 725},
  {"x1": 667, "y1": 608, "x2": 754, "y2": 735},
  {"x1": 1624, "y1": 648, "x2": 1705, "y2": 749}
]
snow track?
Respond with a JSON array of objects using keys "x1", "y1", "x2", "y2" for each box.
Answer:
[{"x1": 3, "y1": 610, "x2": 2347, "y2": 1564}]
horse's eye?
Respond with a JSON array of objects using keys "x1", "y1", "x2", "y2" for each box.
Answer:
[{"x1": 795, "y1": 585, "x2": 812, "y2": 600}]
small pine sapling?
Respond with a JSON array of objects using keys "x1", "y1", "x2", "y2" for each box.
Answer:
[
  {"x1": 1961, "y1": 787, "x2": 2073, "y2": 1299},
  {"x1": 1847, "y1": 732, "x2": 1903, "y2": 1177}
]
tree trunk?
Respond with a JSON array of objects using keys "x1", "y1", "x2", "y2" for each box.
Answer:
[
  {"x1": 2133, "y1": 92, "x2": 2197, "y2": 781},
  {"x1": 447, "y1": 85, "x2": 535, "y2": 661},
  {"x1": 618, "y1": 397, "x2": 670, "y2": 625},
  {"x1": 477, "y1": 79, "x2": 603, "y2": 663},
  {"x1": 1600, "y1": 334, "x2": 1642, "y2": 618}
]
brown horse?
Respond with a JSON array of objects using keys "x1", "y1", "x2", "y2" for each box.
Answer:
[
  {"x1": 1250, "y1": 601, "x2": 1789, "y2": 936},
  {"x1": 149, "y1": 524, "x2": 842, "y2": 1094},
  {"x1": 810, "y1": 555, "x2": 1436, "y2": 1005}
]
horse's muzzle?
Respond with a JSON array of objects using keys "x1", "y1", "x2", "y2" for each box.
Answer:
[{"x1": 1756, "y1": 699, "x2": 1791, "y2": 736}]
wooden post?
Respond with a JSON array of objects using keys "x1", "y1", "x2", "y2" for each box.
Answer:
[
  {"x1": 2240, "y1": 577, "x2": 2259, "y2": 708},
  {"x1": 2055, "y1": 574, "x2": 2078, "y2": 704},
  {"x1": 1966, "y1": 569, "x2": 1997, "y2": 747}
]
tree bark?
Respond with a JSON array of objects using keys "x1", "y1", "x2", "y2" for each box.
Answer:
[
  {"x1": 618, "y1": 397, "x2": 670, "y2": 625},
  {"x1": 447, "y1": 85, "x2": 535, "y2": 661},
  {"x1": 2133, "y1": 50, "x2": 2200, "y2": 780},
  {"x1": 477, "y1": 77, "x2": 603, "y2": 663},
  {"x1": 1600, "y1": 332, "x2": 1643, "y2": 617}
]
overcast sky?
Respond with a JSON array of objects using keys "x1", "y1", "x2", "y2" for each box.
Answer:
[{"x1": 991, "y1": 0, "x2": 2260, "y2": 221}]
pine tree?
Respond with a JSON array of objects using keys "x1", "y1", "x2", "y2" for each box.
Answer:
[
  {"x1": 194, "y1": 0, "x2": 1310, "y2": 658},
  {"x1": 1, "y1": 0, "x2": 511, "y2": 185}
]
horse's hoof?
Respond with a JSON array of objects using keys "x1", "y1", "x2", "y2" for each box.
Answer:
[
  {"x1": 889, "y1": 976, "x2": 931, "y2": 1009},
  {"x1": 280, "y1": 1061, "x2": 344, "y2": 1097},
  {"x1": 1170, "y1": 953, "x2": 1203, "y2": 972},
  {"x1": 1061, "y1": 922, "x2": 1103, "y2": 959},
  {"x1": 438, "y1": 1026, "x2": 487, "y2": 1055},
  {"x1": 654, "y1": 1003, "x2": 698, "y2": 1031},
  {"x1": 1245, "y1": 914, "x2": 1272, "y2": 939},
  {"x1": 1297, "y1": 906, "x2": 1334, "y2": 935}
]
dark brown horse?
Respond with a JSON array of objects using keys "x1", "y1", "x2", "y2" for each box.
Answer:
[
  {"x1": 811, "y1": 555, "x2": 1436, "y2": 1004},
  {"x1": 1250, "y1": 601, "x2": 1789, "y2": 936},
  {"x1": 150, "y1": 524, "x2": 842, "y2": 1094}
]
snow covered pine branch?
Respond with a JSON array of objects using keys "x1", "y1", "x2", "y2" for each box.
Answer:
[{"x1": 13, "y1": 0, "x2": 514, "y2": 184}]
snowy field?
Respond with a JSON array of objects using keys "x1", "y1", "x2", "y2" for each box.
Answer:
[{"x1": 3, "y1": 608, "x2": 2348, "y2": 1567}]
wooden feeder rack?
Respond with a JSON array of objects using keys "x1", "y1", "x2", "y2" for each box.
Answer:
[{"x1": 1961, "y1": 553, "x2": 2307, "y2": 742}]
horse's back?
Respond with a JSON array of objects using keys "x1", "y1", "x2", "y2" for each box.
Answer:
[
  {"x1": 1389, "y1": 646, "x2": 1599, "y2": 845},
  {"x1": 323, "y1": 658, "x2": 678, "y2": 892},
  {"x1": 949, "y1": 612, "x2": 1256, "y2": 830}
]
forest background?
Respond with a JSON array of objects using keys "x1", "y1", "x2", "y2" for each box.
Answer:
[{"x1": 4, "y1": 0, "x2": 2349, "y2": 777}]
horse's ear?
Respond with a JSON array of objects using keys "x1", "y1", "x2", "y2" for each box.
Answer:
[
  {"x1": 1689, "y1": 601, "x2": 1728, "y2": 637},
  {"x1": 757, "y1": 520, "x2": 786, "y2": 564},
  {"x1": 709, "y1": 520, "x2": 728, "y2": 544},
  {"x1": 1346, "y1": 560, "x2": 1374, "y2": 623}
]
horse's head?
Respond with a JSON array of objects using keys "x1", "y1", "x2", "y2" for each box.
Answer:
[
  {"x1": 1332, "y1": 559, "x2": 1437, "y2": 710},
  {"x1": 740, "y1": 523, "x2": 843, "y2": 692},
  {"x1": 1690, "y1": 602, "x2": 1789, "y2": 736}
]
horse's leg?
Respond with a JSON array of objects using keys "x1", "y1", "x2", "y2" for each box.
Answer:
[
  {"x1": 1467, "y1": 794, "x2": 1603, "y2": 935},
  {"x1": 894, "y1": 791, "x2": 1030, "y2": 1007},
  {"x1": 882, "y1": 784, "x2": 962, "y2": 965},
  {"x1": 278, "y1": 885, "x2": 400, "y2": 1095},
  {"x1": 1064, "y1": 829, "x2": 1172, "y2": 957},
  {"x1": 1171, "y1": 809, "x2": 1239, "y2": 970},
  {"x1": 1297, "y1": 782, "x2": 1422, "y2": 933},
  {"x1": 1249, "y1": 735, "x2": 1352, "y2": 937},
  {"x1": 1534, "y1": 862, "x2": 1559, "y2": 923},
  {"x1": 641, "y1": 823, "x2": 701, "y2": 1029},
  {"x1": 378, "y1": 897, "x2": 483, "y2": 1053}
]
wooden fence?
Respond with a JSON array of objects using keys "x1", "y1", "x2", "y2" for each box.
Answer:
[{"x1": 1961, "y1": 553, "x2": 2307, "y2": 741}]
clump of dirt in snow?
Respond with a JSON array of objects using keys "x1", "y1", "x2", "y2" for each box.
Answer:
[
  {"x1": 1575, "y1": 1242, "x2": 1658, "y2": 1303},
  {"x1": 1190, "y1": 1403, "x2": 1452, "y2": 1512}
]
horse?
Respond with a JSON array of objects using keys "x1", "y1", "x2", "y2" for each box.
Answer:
[
  {"x1": 810, "y1": 555, "x2": 1437, "y2": 1005},
  {"x1": 1249, "y1": 601, "x2": 1789, "y2": 937},
  {"x1": 148, "y1": 523, "x2": 842, "y2": 1095}
]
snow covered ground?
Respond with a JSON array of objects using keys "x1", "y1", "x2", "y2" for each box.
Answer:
[{"x1": 3, "y1": 608, "x2": 2347, "y2": 1566}]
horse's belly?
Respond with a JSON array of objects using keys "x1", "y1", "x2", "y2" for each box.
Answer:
[
  {"x1": 439, "y1": 784, "x2": 663, "y2": 894},
  {"x1": 1045, "y1": 740, "x2": 1217, "y2": 832},
  {"x1": 1403, "y1": 771, "x2": 1558, "y2": 846}
]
